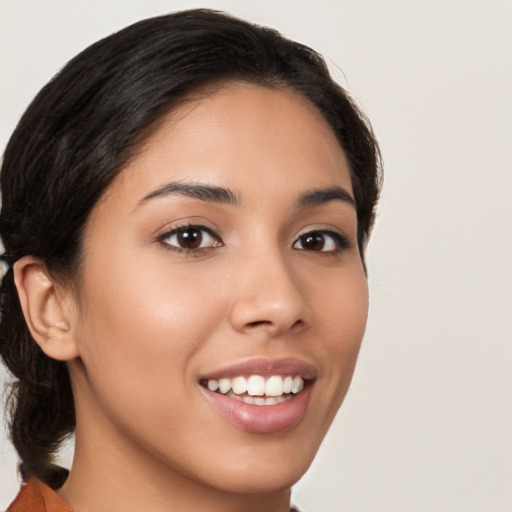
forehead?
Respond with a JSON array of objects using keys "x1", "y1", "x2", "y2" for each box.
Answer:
[{"x1": 98, "y1": 83, "x2": 353, "y2": 211}]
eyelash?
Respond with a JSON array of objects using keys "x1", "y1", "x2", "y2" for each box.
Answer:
[{"x1": 157, "y1": 224, "x2": 350, "y2": 255}]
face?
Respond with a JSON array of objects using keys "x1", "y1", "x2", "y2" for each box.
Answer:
[{"x1": 67, "y1": 83, "x2": 368, "y2": 495}]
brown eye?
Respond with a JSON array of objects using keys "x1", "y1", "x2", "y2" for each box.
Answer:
[
  {"x1": 176, "y1": 227, "x2": 203, "y2": 249},
  {"x1": 297, "y1": 232, "x2": 326, "y2": 251},
  {"x1": 293, "y1": 230, "x2": 349, "y2": 253},
  {"x1": 160, "y1": 225, "x2": 223, "y2": 251}
]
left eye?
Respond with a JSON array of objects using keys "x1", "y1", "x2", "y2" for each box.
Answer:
[
  {"x1": 159, "y1": 225, "x2": 222, "y2": 251},
  {"x1": 293, "y1": 230, "x2": 348, "y2": 252}
]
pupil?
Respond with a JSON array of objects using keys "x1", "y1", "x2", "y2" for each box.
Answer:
[
  {"x1": 302, "y1": 232, "x2": 324, "y2": 250},
  {"x1": 178, "y1": 228, "x2": 202, "y2": 249}
]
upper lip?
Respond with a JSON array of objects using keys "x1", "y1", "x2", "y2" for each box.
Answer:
[{"x1": 199, "y1": 357, "x2": 318, "y2": 381}]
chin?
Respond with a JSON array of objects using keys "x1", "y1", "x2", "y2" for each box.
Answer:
[
  {"x1": 211, "y1": 461, "x2": 310, "y2": 495},
  {"x1": 192, "y1": 433, "x2": 320, "y2": 495}
]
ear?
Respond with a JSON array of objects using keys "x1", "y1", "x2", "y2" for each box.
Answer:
[{"x1": 13, "y1": 256, "x2": 79, "y2": 361}]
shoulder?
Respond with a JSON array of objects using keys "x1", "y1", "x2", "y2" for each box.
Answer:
[{"x1": 6, "y1": 478, "x2": 72, "y2": 512}]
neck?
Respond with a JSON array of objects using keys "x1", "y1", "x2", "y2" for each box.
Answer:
[{"x1": 60, "y1": 466, "x2": 291, "y2": 512}]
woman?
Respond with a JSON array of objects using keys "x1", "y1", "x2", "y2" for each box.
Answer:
[{"x1": 1, "y1": 9, "x2": 381, "y2": 512}]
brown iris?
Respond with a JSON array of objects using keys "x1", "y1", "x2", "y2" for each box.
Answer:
[
  {"x1": 298, "y1": 232, "x2": 325, "y2": 251},
  {"x1": 177, "y1": 227, "x2": 203, "y2": 249}
]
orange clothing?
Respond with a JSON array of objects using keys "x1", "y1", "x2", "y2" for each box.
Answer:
[{"x1": 6, "y1": 478, "x2": 71, "y2": 512}]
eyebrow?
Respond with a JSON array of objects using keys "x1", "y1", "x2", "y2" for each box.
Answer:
[
  {"x1": 138, "y1": 181, "x2": 355, "y2": 210},
  {"x1": 296, "y1": 186, "x2": 356, "y2": 209},
  {"x1": 138, "y1": 181, "x2": 239, "y2": 206}
]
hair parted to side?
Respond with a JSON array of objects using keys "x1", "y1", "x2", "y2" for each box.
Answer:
[{"x1": 0, "y1": 9, "x2": 382, "y2": 487}]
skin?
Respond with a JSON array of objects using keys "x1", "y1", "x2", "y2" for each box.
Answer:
[{"x1": 47, "y1": 83, "x2": 369, "y2": 512}]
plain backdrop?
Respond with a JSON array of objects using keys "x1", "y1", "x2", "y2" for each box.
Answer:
[{"x1": 1, "y1": 1, "x2": 511, "y2": 511}]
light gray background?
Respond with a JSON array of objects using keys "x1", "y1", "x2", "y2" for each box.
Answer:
[{"x1": 1, "y1": 1, "x2": 511, "y2": 510}]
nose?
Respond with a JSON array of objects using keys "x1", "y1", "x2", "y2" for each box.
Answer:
[{"x1": 228, "y1": 248, "x2": 309, "y2": 337}]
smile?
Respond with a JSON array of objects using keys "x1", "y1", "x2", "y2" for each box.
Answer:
[
  {"x1": 199, "y1": 358, "x2": 316, "y2": 432},
  {"x1": 202, "y1": 375, "x2": 305, "y2": 406}
]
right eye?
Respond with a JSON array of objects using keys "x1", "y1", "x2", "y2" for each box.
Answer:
[{"x1": 158, "y1": 224, "x2": 223, "y2": 253}]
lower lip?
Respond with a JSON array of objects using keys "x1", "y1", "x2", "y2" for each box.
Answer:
[{"x1": 201, "y1": 385, "x2": 312, "y2": 433}]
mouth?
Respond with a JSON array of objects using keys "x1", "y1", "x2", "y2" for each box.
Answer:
[
  {"x1": 199, "y1": 358, "x2": 316, "y2": 433},
  {"x1": 200, "y1": 374, "x2": 306, "y2": 406}
]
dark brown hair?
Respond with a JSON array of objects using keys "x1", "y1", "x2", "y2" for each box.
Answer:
[{"x1": 0, "y1": 8, "x2": 381, "y2": 488}]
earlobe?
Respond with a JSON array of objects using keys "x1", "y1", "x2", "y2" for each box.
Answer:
[{"x1": 13, "y1": 256, "x2": 79, "y2": 361}]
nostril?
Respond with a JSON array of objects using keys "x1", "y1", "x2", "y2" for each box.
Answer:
[
  {"x1": 246, "y1": 320, "x2": 272, "y2": 329},
  {"x1": 291, "y1": 319, "x2": 304, "y2": 329},
  {"x1": 244, "y1": 318, "x2": 304, "y2": 331}
]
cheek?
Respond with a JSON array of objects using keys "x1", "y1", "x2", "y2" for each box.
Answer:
[
  {"x1": 313, "y1": 266, "x2": 369, "y2": 397},
  {"x1": 70, "y1": 260, "x2": 233, "y2": 465},
  {"x1": 73, "y1": 255, "x2": 227, "y2": 405}
]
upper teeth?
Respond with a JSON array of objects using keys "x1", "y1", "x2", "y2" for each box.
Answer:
[{"x1": 206, "y1": 375, "x2": 304, "y2": 397}]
